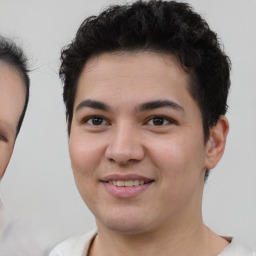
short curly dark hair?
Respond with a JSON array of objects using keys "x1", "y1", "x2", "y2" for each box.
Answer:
[
  {"x1": 0, "y1": 36, "x2": 30, "y2": 135},
  {"x1": 60, "y1": 0, "x2": 231, "y2": 142}
]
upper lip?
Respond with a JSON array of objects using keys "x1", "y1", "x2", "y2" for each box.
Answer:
[{"x1": 100, "y1": 174, "x2": 154, "y2": 183}]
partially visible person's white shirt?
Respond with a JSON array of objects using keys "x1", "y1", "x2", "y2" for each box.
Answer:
[
  {"x1": 49, "y1": 229, "x2": 256, "y2": 256},
  {"x1": 0, "y1": 199, "x2": 50, "y2": 256}
]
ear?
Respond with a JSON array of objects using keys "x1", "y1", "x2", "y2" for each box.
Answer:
[{"x1": 205, "y1": 116, "x2": 229, "y2": 169}]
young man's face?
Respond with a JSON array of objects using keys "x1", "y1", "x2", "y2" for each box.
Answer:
[
  {"x1": 69, "y1": 52, "x2": 222, "y2": 235},
  {"x1": 0, "y1": 62, "x2": 25, "y2": 179}
]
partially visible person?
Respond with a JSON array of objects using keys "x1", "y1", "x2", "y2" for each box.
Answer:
[{"x1": 0, "y1": 36, "x2": 48, "y2": 256}]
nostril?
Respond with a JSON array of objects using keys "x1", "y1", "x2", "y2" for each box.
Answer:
[
  {"x1": 105, "y1": 145, "x2": 144, "y2": 165},
  {"x1": 104, "y1": 127, "x2": 145, "y2": 164}
]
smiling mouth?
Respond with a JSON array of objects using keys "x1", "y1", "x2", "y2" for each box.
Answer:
[
  {"x1": 102, "y1": 177, "x2": 154, "y2": 197},
  {"x1": 107, "y1": 180, "x2": 152, "y2": 187}
]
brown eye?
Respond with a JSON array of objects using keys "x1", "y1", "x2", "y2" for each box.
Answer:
[
  {"x1": 152, "y1": 116, "x2": 165, "y2": 126},
  {"x1": 0, "y1": 134, "x2": 7, "y2": 141},
  {"x1": 91, "y1": 116, "x2": 104, "y2": 125},
  {"x1": 147, "y1": 115, "x2": 172, "y2": 126},
  {"x1": 85, "y1": 116, "x2": 108, "y2": 126}
]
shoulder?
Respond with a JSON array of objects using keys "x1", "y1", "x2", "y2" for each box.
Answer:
[
  {"x1": 219, "y1": 237, "x2": 256, "y2": 256},
  {"x1": 49, "y1": 229, "x2": 97, "y2": 256},
  {"x1": 0, "y1": 219, "x2": 50, "y2": 256}
]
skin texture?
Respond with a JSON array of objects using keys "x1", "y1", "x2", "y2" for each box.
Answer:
[
  {"x1": 0, "y1": 62, "x2": 25, "y2": 179},
  {"x1": 69, "y1": 52, "x2": 229, "y2": 256}
]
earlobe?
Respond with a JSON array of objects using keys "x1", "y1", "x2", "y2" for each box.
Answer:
[{"x1": 205, "y1": 116, "x2": 229, "y2": 170}]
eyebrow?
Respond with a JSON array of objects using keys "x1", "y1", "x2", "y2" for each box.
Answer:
[
  {"x1": 137, "y1": 100, "x2": 184, "y2": 113},
  {"x1": 75, "y1": 99, "x2": 184, "y2": 113},
  {"x1": 76, "y1": 99, "x2": 110, "y2": 112}
]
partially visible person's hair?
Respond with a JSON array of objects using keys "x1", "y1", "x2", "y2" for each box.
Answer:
[
  {"x1": 0, "y1": 36, "x2": 30, "y2": 135},
  {"x1": 60, "y1": 0, "x2": 231, "y2": 179}
]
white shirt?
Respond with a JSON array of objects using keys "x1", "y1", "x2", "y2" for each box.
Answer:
[
  {"x1": 49, "y1": 230, "x2": 256, "y2": 256},
  {"x1": 0, "y1": 200, "x2": 50, "y2": 256}
]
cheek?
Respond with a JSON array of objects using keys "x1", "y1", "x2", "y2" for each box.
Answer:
[
  {"x1": 69, "y1": 133, "x2": 106, "y2": 207},
  {"x1": 0, "y1": 144, "x2": 14, "y2": 179},
  {"x1": 148, "y1": 133, "x2": 206, "y2": 179},
  {"x1": 69, "y1": 133, "x2": 104, "y2": 177},
  {"x1": 147, "y1": 135, "x2": 206, "y2": 209},
  {"x1": 0, "y1": 157, "x2": 8, "y2": 178}
]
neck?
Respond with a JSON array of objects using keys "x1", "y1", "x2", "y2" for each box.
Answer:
[{"x1": 89, "y1": 217, "x2": 229, "y2": 256}]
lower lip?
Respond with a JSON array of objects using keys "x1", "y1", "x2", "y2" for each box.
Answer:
[{"x1": 102, "y1": 182, "x2": 153, "y2": 198}]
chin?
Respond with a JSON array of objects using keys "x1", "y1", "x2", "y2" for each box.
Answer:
[
  {"x1": 104, "y1": 221, "x2": 149, "y2": 235},
  {"x1": 96, "y1": 209, "x2": 153, "y2": 235}
]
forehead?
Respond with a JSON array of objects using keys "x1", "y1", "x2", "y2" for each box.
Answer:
[
  {"x1": 0, "y1": 62, "x2": 26, "y2": 135},
  {"x1": 75, "y1": 52, "x2": 190, "y2": 106}
]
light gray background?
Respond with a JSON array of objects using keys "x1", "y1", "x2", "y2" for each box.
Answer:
[{"x1": 0, "y1": 0, "x2": 256, "y2": 250}]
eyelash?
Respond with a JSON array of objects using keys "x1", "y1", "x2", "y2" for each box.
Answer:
[
  {"x1": 0, "y1": 134, "x2": 6, "y2": 141},
  {"x1": 81, "y1": 115, "x2": 176, "y2": 127},
  {"x1": 145, "y1": 115, "x2": 176, "y2": 126},
  {"x1": 82, "y1": 115, "x2": 109, "y2": 126}
]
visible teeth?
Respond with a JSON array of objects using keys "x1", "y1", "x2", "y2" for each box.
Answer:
[
  {"x1": 124, "y1": 180, "x2": 133, "y2": 186},
  {"x1": 133, "y1": 180, "x2": 139, "y2": 186},
  {"x1": 108, "y1": 180, "x2": 146, "y2": 187},
  {"x1": 117, "y1": 180, "x2": 124, "y2": 186}
]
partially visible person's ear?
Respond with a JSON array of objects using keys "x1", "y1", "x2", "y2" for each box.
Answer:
[{"x1": 205, "y1": 116, "x2": 229, "y2": 169}]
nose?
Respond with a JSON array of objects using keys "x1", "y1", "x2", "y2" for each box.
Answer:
[{"x1": 105, "y1": 123, "x2": 145, "y2": 165}]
